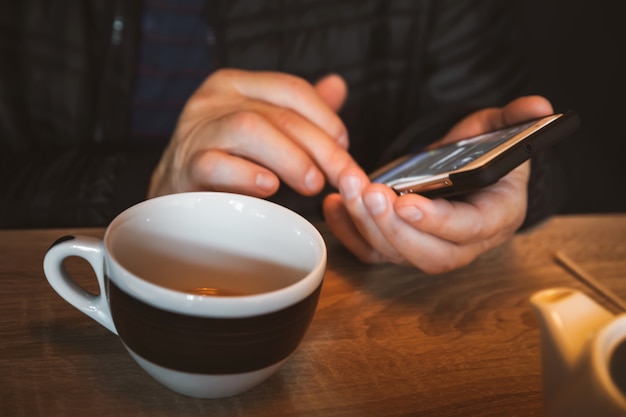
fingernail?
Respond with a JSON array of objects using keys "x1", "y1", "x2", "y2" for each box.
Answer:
[
  {"x1": 256, "y1": 172, "x2": 276, "y2": 191},
  {"x1": 363, "y1": 191, "x2": 387, "y2": 216},
  {"x1": 305, "y1": 168, "x2": 321, "y2": 191},
  {"x1": 337, "y1": 132, "x2": 349, "y2": 149},
  {"x1": 397, "y1": 205, "x2": 423, "y2": 222},
  {"x1": 339, "y1": 174, "x2": 361, "y2": 200}
]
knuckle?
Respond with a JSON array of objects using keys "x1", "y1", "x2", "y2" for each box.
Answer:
[
  {"x1": 283, "y1": 74, "x2": 310, "y2": 95},
  {"x1": 223, "y1": 110, "x2": 266, "y2": 136},
  {"x1": 192, "y1": 151, "x2": 223, "y2": 179},
  {"x1": 273, "y1": 107, "x2": 298, "y2": 132},
  {"x1": 329, "y1": 144, "x2": 353, "y2": 167},
  {"x1": 331, "y1": 124, "x2": 347, "y2": 143}
]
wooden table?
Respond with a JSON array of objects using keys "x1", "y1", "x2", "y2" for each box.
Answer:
[{"x1": 2, "y1": 214, "x2": 625, "y2": 416}]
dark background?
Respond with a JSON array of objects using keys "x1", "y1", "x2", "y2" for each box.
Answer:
[{"x1": 516, "y1": 0, "x2": 626, "y2": 213}]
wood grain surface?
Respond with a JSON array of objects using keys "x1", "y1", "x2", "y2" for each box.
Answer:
[{"x1": 1, "y1": 214, "x2": 625, "y2": 417}]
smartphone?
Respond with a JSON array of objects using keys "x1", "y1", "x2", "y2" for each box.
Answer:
[{"x1": 369, "y1": 111, "x2": 580, "y2": 198}]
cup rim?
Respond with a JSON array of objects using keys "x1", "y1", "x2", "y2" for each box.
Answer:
[{"x1": 102, "y1": 192, "x2": 327, "y2": 318}]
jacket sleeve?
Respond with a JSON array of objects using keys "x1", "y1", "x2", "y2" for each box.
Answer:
[
  {"x1": 0, "y1": 0, "x2": 149, "y2": 229},
  {"x1": 385, "y1": 0, "x2": 566, "y2": 229}
]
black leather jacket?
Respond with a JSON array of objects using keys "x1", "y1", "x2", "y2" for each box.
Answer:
[{"x1": 0, "y1": 0, "x2": 564, "y2": 228}]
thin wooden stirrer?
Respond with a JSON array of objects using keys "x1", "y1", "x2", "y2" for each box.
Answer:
[{"x1": 554, "y1": 250, "x2": 626, "y2": 312}]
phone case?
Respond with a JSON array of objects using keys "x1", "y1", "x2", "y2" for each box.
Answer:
[{"x1": 375, "y1": 111, "x2": 580, "y2": 198}]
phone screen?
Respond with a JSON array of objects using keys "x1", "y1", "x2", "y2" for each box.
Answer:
[{"x1": 371, "y1": 119, "x2": 537, "y2": 186}]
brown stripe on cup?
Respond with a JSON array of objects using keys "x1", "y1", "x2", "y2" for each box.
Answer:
[{"x1": 107, "y1": 279, "x2": 322, "y2": 374}]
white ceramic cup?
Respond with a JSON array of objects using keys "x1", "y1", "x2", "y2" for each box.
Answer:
[{"x1": 43, "y1": 192, "x2": 326, "y2": 398}]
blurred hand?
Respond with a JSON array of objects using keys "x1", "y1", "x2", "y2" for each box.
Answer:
[
  {"x1": 323, "y1": 96, "x2": 554, "y2": 274},
  {"x1": 148, "y1": 69, "x2": 358, "y2": 199}
]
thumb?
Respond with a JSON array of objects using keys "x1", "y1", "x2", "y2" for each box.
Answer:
[{"x1": 315, "y1": 74, "x2": 348, "y2": 112}]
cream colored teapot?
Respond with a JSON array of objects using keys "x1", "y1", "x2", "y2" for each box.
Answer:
[{"x1": 531, "y1": 287, "x2": 626, "y2": 416}]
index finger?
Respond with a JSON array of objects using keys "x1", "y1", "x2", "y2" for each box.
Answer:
[{"x1": 213, "y1": 69, "x2": 349, "y2": 147}]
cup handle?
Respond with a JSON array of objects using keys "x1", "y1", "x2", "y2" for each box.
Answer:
[{"x1": 43, "y1": 235, "x2": 117, "y2": 335}]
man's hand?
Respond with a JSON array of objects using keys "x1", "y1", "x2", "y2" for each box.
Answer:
[
  {"x1": 323, "y1": 96, "x2": 554, "y2": 273},
  {"x1": 148, "y1": 69, "x2": 358, "y2": 199}
]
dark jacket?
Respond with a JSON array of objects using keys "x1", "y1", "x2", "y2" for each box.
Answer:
[{"x1": 0, "y1": 0, "x2": 564, "y2": 228}]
